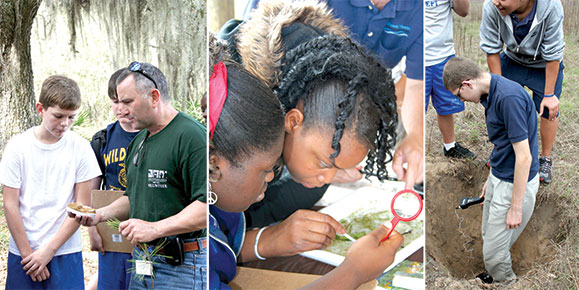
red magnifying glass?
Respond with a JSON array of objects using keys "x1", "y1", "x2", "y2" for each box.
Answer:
[{"x1": 380, "y1": 189, "x2": 423, "y2": 242}]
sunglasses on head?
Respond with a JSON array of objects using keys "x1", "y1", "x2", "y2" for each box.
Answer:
[{"x1": 128, "y1": 61, "x2": 158, "y2": 89}]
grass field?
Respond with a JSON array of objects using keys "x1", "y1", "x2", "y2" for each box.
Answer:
[{"x1": 426, "y1": 1, "x2": 579, "y2": 289}]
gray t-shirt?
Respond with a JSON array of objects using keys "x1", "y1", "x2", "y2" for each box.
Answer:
[{"x1": 425, "y1": 0, "x2": 455, "y2": 66}]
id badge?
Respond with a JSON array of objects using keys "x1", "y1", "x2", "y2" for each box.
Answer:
[{"x1": 135, "y1": 260, "x2": 153, "y2": 276}]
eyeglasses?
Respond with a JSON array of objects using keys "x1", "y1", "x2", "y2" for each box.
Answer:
[
  {"x1": 132, "y1": 133, "x2": 150, "y2": 167},
  {"x1": 128, "y1": 61, "x2": 158, "y2": 89}
]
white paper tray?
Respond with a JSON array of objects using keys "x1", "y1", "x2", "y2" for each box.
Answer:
[{"x1": 301, "y1": 186, "x2": 424, "y2": 274}]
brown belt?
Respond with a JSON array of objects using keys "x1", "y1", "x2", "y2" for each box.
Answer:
[{"x1": 183, "y1": 239, "x2": 207, "y2": 252}]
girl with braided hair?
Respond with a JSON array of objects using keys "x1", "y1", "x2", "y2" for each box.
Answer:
[
  {"x1": 208, "y1": 58, "x2": 404, "y2": 289},
  {"x1": 217, "y1": 0, "x2": 412, "y2": 254}
]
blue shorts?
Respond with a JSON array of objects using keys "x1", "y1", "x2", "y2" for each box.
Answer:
[
  {"x1": 500, "y1": 53, "x2": 564, "y2": 119},
  {"x1": 6, "y1": 251, "x2": 84, "y2": 290},
  {"x1": 129, "y1": 238, "x2": 207, "y2": 290},
  {"x1": 97, "y1": 251, "x2": 132, "y2": 290},
  {"x1": 425, "y1": 55, "x2": 465, "y2": 115}
]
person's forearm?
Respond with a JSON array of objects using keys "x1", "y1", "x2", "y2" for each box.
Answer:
[
  {"x1": 544, "y1": 60, "x2": 560, "y2": 95},
  {"x1": 238, "y1": 228, "x2": 260, "y2": 262},
  {"x1": 90, "y1": 177, "x2": 103, "y2": 207},
  {"x1": 486, "y1": 53, "x2": 502, "y2": 75},
  {"x1": 97, "y1": 195, "x2": 130, "y2": 221},
  {"x1": 152, "y1": 200, "x2": 207, "y2": 237},
  {"x1": 453, "y1": 0, "x2": 470, "y2": 17},
  {"x1": 43, "y1": 218, "x2": 81, "y2": 255},
  {"x1": 45, "y1": 179, "x2": 94, "y2": 253},
  {"x1": 3, "y1": 187, "x2": 33, "y2": 256},
  {"x1": 512, "y1": 144, "x2": 532, "y2": 209},
  {"x1": 401, "y1": 79, "x2": 424, "y2": 138}
]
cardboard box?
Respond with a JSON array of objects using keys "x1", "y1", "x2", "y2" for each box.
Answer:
[
  {"x1": 91, "y1": 190, "x2": 134, "y2": 254},
  {"x1": 229, "y1": 267, "x2": 377, "y2": 290}
]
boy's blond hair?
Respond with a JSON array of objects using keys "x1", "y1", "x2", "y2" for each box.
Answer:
[{"x1": 39, "y1": 75, "x2": 81, "y2": 110}]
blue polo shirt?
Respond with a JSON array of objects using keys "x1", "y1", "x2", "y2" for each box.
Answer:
[
  {"x1": 510, "y1": 0, "x2": 536, "y2": 44},
  {"x1": 245, "y1": 0, "x2": 423, "y2": 80},
  {"x1": 326, "y1": 0, "x2": 423, "y2": 80},
  {"x1": 482, "y1": 74, "x2": 539, "y2": 182}
]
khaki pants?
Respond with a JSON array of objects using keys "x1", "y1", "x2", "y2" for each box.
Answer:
[{"x1": 481, "y1": 172, "x2": 539, "y2": 281}]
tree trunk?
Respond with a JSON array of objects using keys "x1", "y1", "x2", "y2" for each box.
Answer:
[
  {"x1": 0, "y1": 0, "x2": 42, "y2": 152},
  {"x1": 208, "y1": 0, "x2": 234, "y2": 33}
]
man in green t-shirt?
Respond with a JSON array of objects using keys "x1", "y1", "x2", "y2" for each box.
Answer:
[{"x1": 73, "y1": 62, "x2": 207, "y2": 289}]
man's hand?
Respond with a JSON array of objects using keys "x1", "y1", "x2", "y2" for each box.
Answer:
[
  {"x1": 21, "y1": 246, "x2": 55, "y2": 278},
  {"x1": 506, "y1": 205, "x2": 523, "y2": 229},
  {"x1": 88, "y1": 226, "x2": 105, "y2": 254},
  {"x1": 539, "y1": 95, "x2": 560, "y2": 121},
  {"x1": 392, "y1": 132, "x2": 424, "y2": 189},
  {"x1": 69, "y1": 211, "x2": 104, "y2": 227},
  {"x1": 119, "y1": 219, "x2": 162, "y2": 244},
  {"x1": 259, "y1": 210, "x2": 345, "y2": 257}
]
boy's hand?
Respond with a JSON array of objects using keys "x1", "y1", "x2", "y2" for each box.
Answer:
[
  {"x1": 31, "y1": 268, "x2": 50, "y2": 282},
  {"x1": 506, "y1": 206, "x2": 523, "y2": 229},
  {"x1": 480, "y1": 176, "x2": 489, "y2": 199},
  {"x1": 88, "y1": 226, "x2": 105, "y2": 254},
  {"x1": 21, "y1": 246, "x2": 56, "y2": 278},
  {"x1": 539, "y1": 95, "x2": 560, "y2": 121}
]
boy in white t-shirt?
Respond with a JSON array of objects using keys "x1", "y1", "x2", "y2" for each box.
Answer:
[{"x1": 0, "y1": 75, "x2": 101, "y2": 289}]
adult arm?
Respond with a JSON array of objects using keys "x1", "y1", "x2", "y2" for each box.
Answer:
[
  {"x1": 238, "y1": 209, "x2": 345, "y2": 262},
  {"x1": 119, "y1": 200, "x2": 207, "y2": 244},
  {"x1": 506, "y1": 139, "x2": 532, "y2": 229},
  {"x1": 539, "y1": 60, "x2": 561, "y2": 119},
  {"x1": 392, "y1": 78, "x2": 424, "y2": 189},
  {"x1": 452, "y1": 0, "x2": 470, "y2": 17},
  {"x1": 301, "y1": 226, "x2": 404, "y2": 289},
  {"x1": 22, "y1": 179, "x2": 92, "y2": 277},
  {"x1": 72, "y1": 193, "x2": 130, "y2": 226}
]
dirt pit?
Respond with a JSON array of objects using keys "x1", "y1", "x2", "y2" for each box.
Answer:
[{"x1": 426, "y1": 158, "x2": 572, "y2": 283}]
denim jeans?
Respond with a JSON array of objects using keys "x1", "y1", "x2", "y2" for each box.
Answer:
[{"x1": 129, "y1": 238, "x2": 207, "y2": 290}]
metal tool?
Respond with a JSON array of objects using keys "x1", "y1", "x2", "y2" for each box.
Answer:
[{"x1": 455, "y1": 196, "x2": 484, "y2": 209}]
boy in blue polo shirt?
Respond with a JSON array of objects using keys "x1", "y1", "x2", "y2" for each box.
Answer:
[
  {"x1": 0, "y1": 75, "x2": 101, "y2": 289},
  {"x1": 443, "y1": 57, "x2": 539, "y2": 283}
]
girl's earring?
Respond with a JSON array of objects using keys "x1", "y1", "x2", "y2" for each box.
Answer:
[{"x1": 207, "y1": 182, "x2": 218, "y2": 205}]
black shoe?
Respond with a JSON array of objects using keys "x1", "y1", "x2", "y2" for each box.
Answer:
[
  {"x1": 443, "y1": 142, "x2": 476, "y2": 159},
  {"x1": 539, "y1": 156, "x2": 553, "y2": 184},
  {"x1": 476, "y1": 272, "x2": 494, "y2": 284}
]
